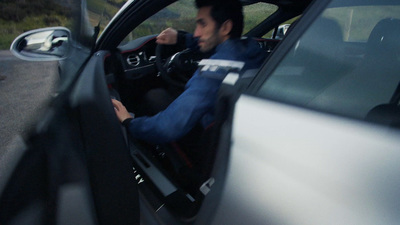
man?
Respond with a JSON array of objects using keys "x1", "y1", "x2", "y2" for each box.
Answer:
[{"x1": 112, "y1": 0, "x2": 266, "y2": 144}]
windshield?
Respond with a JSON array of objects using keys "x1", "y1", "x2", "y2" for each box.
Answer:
[{"x1": 258, "y1": 0, "x2": 400, "y2": 123}]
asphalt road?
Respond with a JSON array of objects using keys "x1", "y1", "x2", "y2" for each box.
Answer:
[{"x1": 0, "y1": 50, "x2": 58, "y2": 160}]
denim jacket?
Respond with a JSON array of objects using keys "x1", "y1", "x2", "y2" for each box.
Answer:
[{"x1": 127, "y1": 34, "x2": 266, "y2": 144}]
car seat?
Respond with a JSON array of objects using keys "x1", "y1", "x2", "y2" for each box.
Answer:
[
  {"x1": 364, "y1": 18, "x2": 400, "y2": 66},
  {"x1": 271, "y1": 17, "x2": 347, "y2": 105},
  {"x1": 304, "y1": 17, "x2": 400, "y2": 119},
  {"x1": 362, "y1": 18, "x2": 400, "y2": 126}
]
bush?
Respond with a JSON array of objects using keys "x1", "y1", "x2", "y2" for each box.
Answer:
[
  {"x1": 0, "y1": 0, "x2": 70, "y2": 21},
  {"x1": 0, "y1": 0, "x2": 72, "y2": 49}
]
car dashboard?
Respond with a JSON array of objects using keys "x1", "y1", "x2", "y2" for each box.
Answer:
[{"x1": 117, "y1": 35, "x2": 158, "y2": 80}]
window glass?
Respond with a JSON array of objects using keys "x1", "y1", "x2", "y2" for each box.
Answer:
[
  {"x1": 258, "y1": 0, "x2": 400, "y2": 123},
  {"x1": 123, "y1": 0, "x2": 197, "y2": 43},
  {"x1": 324, "y1": 5, "x2": 400, "y2": 42},
  {"x1": 122, "y1": 1, "x2": 278, "y2": 43},
  {"x1": 87, "y1": 0, "x2": 128, "y2": 34},
  {"x1": 243, "y1": 3, "x2": 278, "y2": 35}
]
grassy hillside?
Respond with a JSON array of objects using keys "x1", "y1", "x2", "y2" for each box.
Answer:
[
  {"x1": 0, "y1": 0, "x2": 127, "y2": 50},
  {"x1": 0, "y1": 0, "x2": 283, "y2": 50},
  {"x1": 0, "y1": 0, "x2": 74, "y2": 49}
]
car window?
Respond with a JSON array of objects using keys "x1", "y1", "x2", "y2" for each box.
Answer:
[
  {"x1": 257, "y1": 0, "x2": 400, "y2": 125},
  {"x1": 324, "y1": 4, "x2": 400, "y2": 42},
  {"x1": 243, "y1": 3, "x2": 278, "y2": 35},
  {"x1": 122, "y1": 0, "x2": 278, "y2": 43},
  {"x1": 123, "y1": 0, "x2": 198, "y2": 43},
  {"x1": 87, "y1": 0, "x2": 128, "y2": 32}
]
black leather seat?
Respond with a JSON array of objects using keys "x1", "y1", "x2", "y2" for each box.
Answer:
[
  {"x1": 364, "y1": 18, "x2": 400, "y2": 66},
  {"x1": 364, "y1": 18, "x2": 400, "y2": 127},
  {"x1": 273, "y1": 17, "x2": 347, "y2": 104}
]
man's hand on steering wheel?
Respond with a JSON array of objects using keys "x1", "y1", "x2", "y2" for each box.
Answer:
[
  {"x1": 155, "y1": 28, "x2": 207, "y2": 89},
  {"x1": 156, "y1": 28, "x2": 191, "y2": 89},
  {"x1": 156, "y1": 28, "x2": 178, "y2": 45}
]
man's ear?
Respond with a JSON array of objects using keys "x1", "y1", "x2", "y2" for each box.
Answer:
[{"x1": 220, "y1": 20, "x2": 233, "y2": 36}]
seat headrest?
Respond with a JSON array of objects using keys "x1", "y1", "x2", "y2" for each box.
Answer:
[
  {"x1": 296, "y1": 18, "x2": 343, "y2": 57},
  {"x1": 366, "y1": 18, "x2": 400, "y2": 60}
]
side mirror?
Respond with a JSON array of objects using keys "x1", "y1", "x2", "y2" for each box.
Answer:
[
  {"x1": 272, "y1": 24, "x2": 291, "y2": 40},
  {"x1": 10, "y1": 27, "x2": 71, "y2": 61}
]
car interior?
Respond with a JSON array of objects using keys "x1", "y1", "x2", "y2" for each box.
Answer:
[
  {"x1": 100, "y1": 0, "x2": 311, "y2": 219},
  {"x1": 0, "y1": 0, "x2": 314, "y2": 223},
  {"x1": 105, "y1": 35, "x2": 272, "y2": 218}
]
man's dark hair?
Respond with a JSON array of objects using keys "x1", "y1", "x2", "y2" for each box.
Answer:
[{"x1": 195, "y1": 0, "x2": 244, "y2": 38}]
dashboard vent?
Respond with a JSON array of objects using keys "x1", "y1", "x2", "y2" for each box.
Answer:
[{"x1": 127, "y1": 54, "x2": 140, "y2": 66}]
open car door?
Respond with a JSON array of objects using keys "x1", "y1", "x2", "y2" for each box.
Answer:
[
  {"x1": 0, "y1": 1, "x2": 140, "y2": 224},
  {"x1": 0, "y1": 48, "x2": 140, "y2": 225}
]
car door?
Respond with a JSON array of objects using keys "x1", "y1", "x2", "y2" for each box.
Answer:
[
  {"x1": 0, "y1": 1, "x2": 140, "y2": 225},
  {"x1": 202, "y1": 0, "x2": 400, "y2": 224}
]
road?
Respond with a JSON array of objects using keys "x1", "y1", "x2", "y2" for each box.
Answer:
[{"x1": 0, "y1": 50, "x2": 58, "y2": 160}]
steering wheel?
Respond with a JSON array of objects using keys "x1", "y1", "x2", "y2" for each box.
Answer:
[{"x1": 155, "y1": 44, "x2": 204, "y2": 89}]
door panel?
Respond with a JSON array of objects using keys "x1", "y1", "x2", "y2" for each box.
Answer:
[
  {"x1": 209, "y1": 95, "x2": 400, "y2": 225},
  {"x1": 0, "y1": 92, "x2": 97, "y2": 225},
  {"x1": 69, "y1": 50, "x2": 140, "y2": 225},
  {"x1": 0, "y1": 51, "x2": 140, "y2": 225}
]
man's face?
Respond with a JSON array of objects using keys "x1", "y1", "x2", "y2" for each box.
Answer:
[{"x1": 194, "y1": 6, "x2": 225, "y2": 53}]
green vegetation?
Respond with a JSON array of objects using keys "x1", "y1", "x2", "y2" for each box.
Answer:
[
  {"x1": 0, "y1": 0, "x2": 72, "y2": 49},
  {"x1": 87, "y1": 0, "x2": 124, "y2": 19},
  {"x1": 0, "y1": 0, "x2": 289, "y2": 50},
  {"x1": 0, "y1": 0, "x2": 128, "y2": 50},
  {"x1": 243, "y1": 3, "x2": 277, "y2": 35},
  {"x1": 125, "y1": 1, "x2": 198, "y2": 42},
  {"x1": 86, "y1": 0, "x2": 127, "y2": 35},
  {"x1": 126, "y1": 1, "x2": 278, "y2": 42},
  {"x1": 0, "y1": 16, "x2": 70, "y2": 50}
]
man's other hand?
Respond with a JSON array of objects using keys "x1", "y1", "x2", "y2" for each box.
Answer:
[{"x1": 112, "y1": 99, "x2": 133, "y2": 123}]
